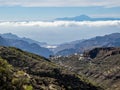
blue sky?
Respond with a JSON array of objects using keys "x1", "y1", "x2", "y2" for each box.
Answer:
[
  {"x1": 0, "y1": 6, "x2": 120, "y2": 21},
  {"x1": 0, "y1": 0, "x2": 120, "y2": 44},
  {"x1": 0, "y1": 0, "x2": 120, "y2": 21}
]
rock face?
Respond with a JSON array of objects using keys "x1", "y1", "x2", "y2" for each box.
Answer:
[
  {"x1": 0, "y1": 46, "x2": 102, "y2": 90},
  {"x1": 83, "y1": 47, "x2": 120, "y2": 59},
  {"x1": 51, "y1": 47, "x2": 120, "y2": 90}
]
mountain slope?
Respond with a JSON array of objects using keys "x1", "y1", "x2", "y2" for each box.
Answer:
[
  {"x1": 7, "y1": 39, "x2": 52, "y2": 58},
  {"x1": 0, "y1": 57, "x2": 33, "y2": 90},
  {"x1": 0, "y1": 36, "x2": 9, "y2": 46},
  {"x1": 55, "y1": 33, "x2": 120, "y2": 56},
  {"x1": 0, "y1": 46, "x2": 102, "y2": 90},
  {"x1": 0, "y1": 33, "x2": 47, "y2": 46},
  {"x1": 51, "y1": 47, "x2": 120, "y2": 90},
  {"x1": 53, "y1": 40, "x2": 84, "y2": 54},
  {"x1": 0, "y1": 33, "x2": 52, "y2": 57}
]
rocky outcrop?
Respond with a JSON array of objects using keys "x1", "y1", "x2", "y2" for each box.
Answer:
[
  {"x1": 84, "y1": 47, "x2": 120, "y2": 59},
  {"x1": 51, "y1": 47, "x2": 120, "y2": 90}
]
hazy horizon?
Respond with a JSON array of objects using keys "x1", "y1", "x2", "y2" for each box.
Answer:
[{"x1": 0, "y1": 0, "x2": 120, "y2": 44}]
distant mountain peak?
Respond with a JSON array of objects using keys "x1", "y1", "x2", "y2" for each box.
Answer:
[
  {"x1": 76, "y1": 15, "x2": 90, "y2": 18},
  {"x1": 55, "y1": 15, "x2": 120, "y2": 21},
  {"x1": 3, "y1": 33, "x2": 17, "y2": 36},
  {"x1": 1, "y1": 33, "x2": 19, "y2": 39},
  {"x1": 0, "y1": 33, "x2": 52, "y2": 57},
  {"x1": 56, "y1": 14, "x2": 91, "y2": 21}
]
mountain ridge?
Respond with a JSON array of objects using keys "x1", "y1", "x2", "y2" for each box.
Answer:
[
  {"x1": 1, "y1": 32, "x2": 120, "y2": 57},
  {"x1": 0, "y1": 33, "x2": 53, "y2": 57},
  {"x1": 54, "y1": 33, "x2": 120, "y2": 56},
  {"x1": 0, "y1": 33, "x2": 47, "y2": 46}
]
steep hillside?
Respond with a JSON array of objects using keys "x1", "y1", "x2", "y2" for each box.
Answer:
[
  {"x1": 0, "y1": 58, "x2": 33, "y2": 90},
  {"x1": 0, "y1": 46, "x2": 102, "y2": 90},
  {"x1": 51, "y1": 47, "x2": 120, "y2": 90}
]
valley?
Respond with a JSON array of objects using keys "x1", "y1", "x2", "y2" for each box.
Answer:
[
  {"x1": 0, "y1": 33, "x2": 120, "y2": 90},
  {"x1": 0, "y1": 46, "x2": 102, "y2": 90},
  {"x1": 50, "y1": 47, "x2": 120, "y2": 90},
  {"x1": 0, "y1": 1, "x2": 120, "y2": 90}
]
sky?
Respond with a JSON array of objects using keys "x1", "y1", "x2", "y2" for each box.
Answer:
[
  {"x1": 0, "y1": 0, "x2": 120, "y2": 44},
  {"x1": 0, "y1": 7, "x2": 120, "y2": 21}
]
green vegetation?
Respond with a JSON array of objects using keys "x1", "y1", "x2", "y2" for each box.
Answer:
[
  {"x1": 0, "y1": 58, "x2": 13, "y2": 90},
  {"x1": 0, "y1": 58, "x2": 33, "y2": 90},
  {"x1": 0, "y1": 46, "x2": 102, "y2": 90},
  {"x1": 51, "y1": 47, "x2": 120, "y2": 90}
]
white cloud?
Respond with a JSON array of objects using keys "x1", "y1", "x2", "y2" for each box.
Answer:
[
  {"x1": 0, "y1": 0, "x2": 120, "y2": 7},
  {"x1": 0, "y1": 21, "x2": 120, "y2": 27},
  {"x1": 46, "y1": 45, "x2": 57, "y2": 49}
]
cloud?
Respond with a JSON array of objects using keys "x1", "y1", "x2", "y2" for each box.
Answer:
[
  {"x1": 0, "y1": 21, "x2": 120, "y2": 27},
  {"x1": 0, "y1": 0, "x2": 120, "y2": 7}
]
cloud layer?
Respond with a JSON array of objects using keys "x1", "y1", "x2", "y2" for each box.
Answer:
[
  {"x1": 0, "y1": 21, "x2": 120, "y2": 27},
  {"x1": 0, "y1": 0, "x2": 120, "y2": 7}
]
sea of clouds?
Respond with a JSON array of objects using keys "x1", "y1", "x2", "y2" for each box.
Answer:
[
  {"x1": 0, "y1": 20, "x2": 120, "y2": 27},
  {"x1": 0, "y1": 20, "x2": 120, "y2": 44}
]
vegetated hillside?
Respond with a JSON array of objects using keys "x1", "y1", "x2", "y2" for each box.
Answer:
[
  {"x1": 55, "y1": 33, "x2": 120, "y2": 56},
  {"x1": 0, "y1": 58, "x2": 33, "y2": 90},
  {"x1": 0, "y1": 46, "x2": 102, "y2": 90},
  {"x1": 0, "y1": 33, "x2": 52, "y2": 58},
  {"x1": 51, "y1": 47, "x2": 120, "y2": 90}
]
